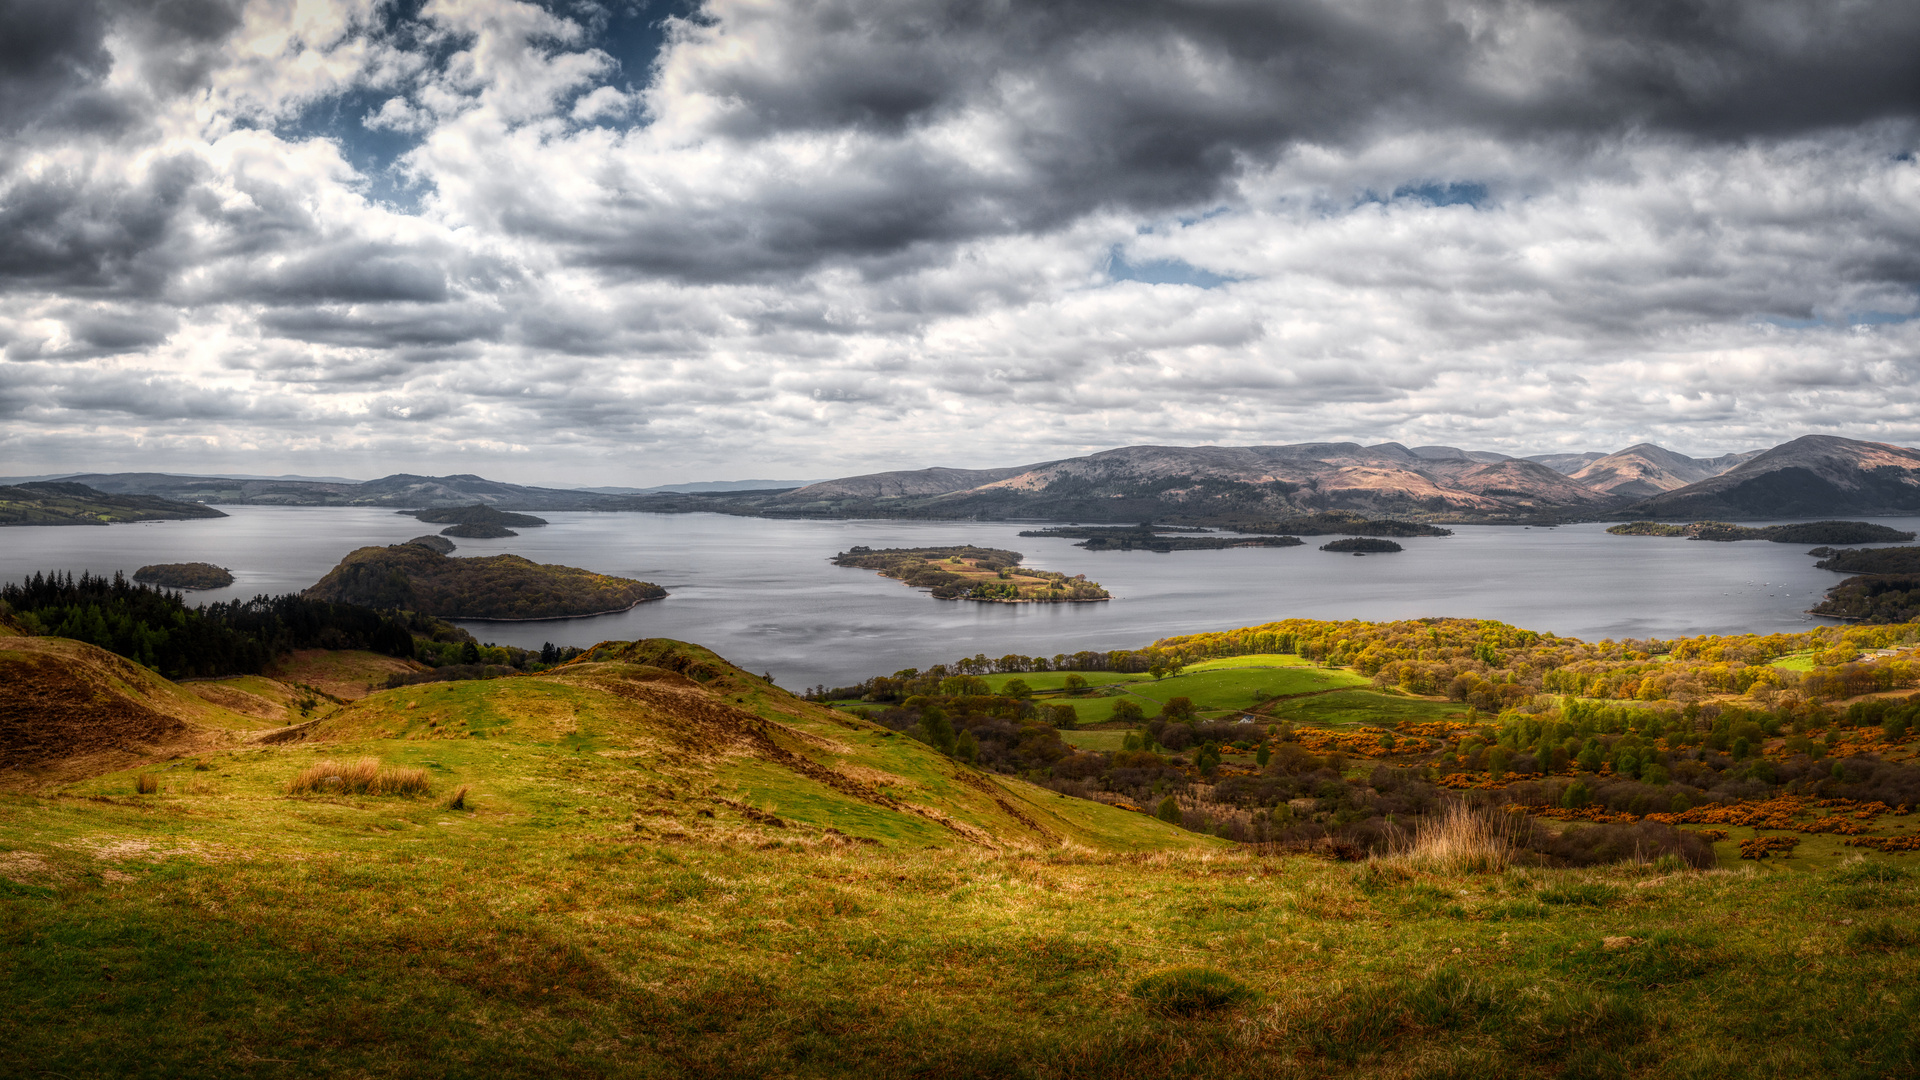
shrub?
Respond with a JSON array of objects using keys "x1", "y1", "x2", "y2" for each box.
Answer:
[
  {"x1": 1130, "y1": 967, "x2": 1258, "y2": 1016},
  {"x1": 1832, "y1": 860, "x2": 1912, "y2": 885},
  {"x1": 1397, "y1": 803, "x2": 1521, "y2": 874},
  {"x1": 134, "y1": 773, "x2": 159, "y2": 795},
  {"x1": 288, "y1": 757, "x2": 431, "y2": 796},
  {"x1": 1154, "y1": 796, "x2": 1181, "y2": 824}
]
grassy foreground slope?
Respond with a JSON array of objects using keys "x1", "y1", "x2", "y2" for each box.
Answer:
[{"x1": 2, "y1": 633, "x2": 1919, "y2": 1077}]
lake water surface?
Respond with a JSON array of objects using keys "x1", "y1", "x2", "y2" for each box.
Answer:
[{"x1": 2, "y1": 507, "x2": 1906, "y2": 689}]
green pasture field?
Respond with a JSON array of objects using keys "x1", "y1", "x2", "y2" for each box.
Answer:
[
  {"x1": 1263, "y1": 688, "x2": 1468, "y2": 729},
  {"x1": 1773, "y1": 651, "x2": 1819, "y2": 672},
  {"x1": 4, "y1": 771, "x2": 1918, "y2": 1077},
  {"x1": 1120, "y1": 665, "x2": 1372, "y2": 717},
  {"x1": 1059, "y1": 729, "x2": 1134, "y2": 752},
  {"x1": 1181, "y1": 653, "x2": 1319, "y2": 672}
]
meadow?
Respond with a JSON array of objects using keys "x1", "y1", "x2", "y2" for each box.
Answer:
[
  {"x1": 6, "y1": 621, "x2": 1920, "y2": 1077},
  {"x1": 4, "y1": 765, "x2": 1917, "y2": 1078}
]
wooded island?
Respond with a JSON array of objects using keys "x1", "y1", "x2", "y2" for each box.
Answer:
[{"x1": 831, "y1": 546, "x2": 1109, "y2": 602}]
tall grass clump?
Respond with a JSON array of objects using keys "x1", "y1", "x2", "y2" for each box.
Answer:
[
  {"x1": 134, "y1": 773, "x2": 159, "y2": 795},
  {"x1": 1130, "y1": 967, "x2": 1258, "y2": 1015},
  {"x1": 1393, "y1": 803, "x2": 1521, "y2": 874},
  {"x1": 288, "y1": 757, "x2": 431, "y2": 797}
]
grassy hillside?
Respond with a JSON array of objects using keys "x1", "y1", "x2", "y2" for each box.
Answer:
[
  {"x1": 305, "y1": 543, "x2": 667, "y2": 620},
  {"x1": 0, "y1": 481, "x2": 228, "y2": 525},
  {"x1": 2, "y1": 632, "x2": 1920, "y2": 1075}
]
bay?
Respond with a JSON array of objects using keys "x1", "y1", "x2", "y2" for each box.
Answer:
[{"x1": 0, "y1": 506, "x2": 1904, "y2": 690}]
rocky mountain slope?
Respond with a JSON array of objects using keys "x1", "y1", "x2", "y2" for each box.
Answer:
[
  {"x1": 33, "y1": 434, "x2": 1916, "y2": 522},
  {"x1": 1624, "y1": 435, "x2": 1920, "y2": 518}
]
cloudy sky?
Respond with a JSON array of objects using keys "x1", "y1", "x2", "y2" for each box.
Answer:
[{"x1": 3, "y1": 0, "x2": 1919, "y2": 484}]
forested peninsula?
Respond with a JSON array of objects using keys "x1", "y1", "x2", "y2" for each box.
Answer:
[
  {"x1": 305, "y1": 541, "x2": 665, "y2": 620},
  {"x1": 0, "y1": 482, "x2": 227, "y2": 526},
  {"x1": 1608, "y1": 520, "x2": 1913, "y2": 543},
  {"x1": 831, "y1": 546, "x2": 1108, "y2": 602},
  {"x1": 1017, "y1": 525, "x2": 1302, "y2": 552}
]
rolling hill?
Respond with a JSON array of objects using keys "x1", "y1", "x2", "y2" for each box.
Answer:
[
  {"x1": 0, "y1": 481, "x2": 229, "y2": 525},
  {"x1": 1624, "y1": 435, "x2": 1920, "y2": 518},
  {"x1": 34, "y1": 434, "x2": 1916, "y2": 523}
]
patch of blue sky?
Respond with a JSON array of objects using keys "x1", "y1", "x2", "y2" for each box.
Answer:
[
  {"x1": 1352, "y1": 181, "x2": 1490, "y2": 210},
  {"x1": 1105, "y1": 246, "x2": 1236, "y2": 289}
]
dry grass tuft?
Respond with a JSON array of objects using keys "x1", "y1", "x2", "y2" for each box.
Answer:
[
  {"x1": 134, "y1": 773, "x2": 159, "y2": 795},
  {"x1": 444, "y1": 785, "x2": 469, "y2": 810},
  {"x1": 1392, "y1": 802, "x2": 1522, "y2": 875},
  {"x1": 288, "y1": 757, "x2": 431, "y2": 797}
]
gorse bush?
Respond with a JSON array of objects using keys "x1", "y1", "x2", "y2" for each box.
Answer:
[
  {"x1": 288, "y1": 758, "x2": 431, "y2": 797},
  {"x1": 1129, "y1": 967, "x2": 1257, "y2": 1015}
]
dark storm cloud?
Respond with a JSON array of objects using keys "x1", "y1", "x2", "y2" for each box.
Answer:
[
  {"x1": 491, "y1": 0, "x2": 1920, "y2": 281},
  {"x1": 0, "y1": 157, "x2": 203, "y2": 292}
]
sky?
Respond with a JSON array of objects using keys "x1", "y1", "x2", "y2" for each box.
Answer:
[{"x1": 3, "y1": 0, "x2": 1919, "y2": 486}]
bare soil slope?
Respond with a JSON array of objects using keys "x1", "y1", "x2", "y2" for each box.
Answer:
[{"x1": 0, "y1": 636, "x2": 260, "y2": 788}]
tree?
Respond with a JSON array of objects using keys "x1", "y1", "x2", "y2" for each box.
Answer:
[
  {"x1": 1256, "y1": 742, "x2": 1271, "y2": 766},
  {"x1": 1110, "y1": 698, "x2": 1145, "y2": 722},
  {"x1": 919, "y1": 707, "x2": 956, "y2": 755},
  {"x1": 1064, "y1": 674, "x2": 1089, "y2": 692},
  {"x1": 1155, "y1": 796, "x2": 1181, "y2": 824},
  {"x1": 1161, "y1": 697, "x2": 1195, "y2": 721},
  {"x1": 1004, "y1": 678, "x2": 1033, "y2": 699}
]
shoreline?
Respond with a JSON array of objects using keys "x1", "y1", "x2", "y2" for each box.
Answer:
[{"x1": 447, "y1": 594, "x2": 668, "y2": 622}]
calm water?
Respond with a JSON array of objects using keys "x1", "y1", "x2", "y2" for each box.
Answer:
[{"x1": 1, "y1": 507, "x2": 1904, "y2": 689}]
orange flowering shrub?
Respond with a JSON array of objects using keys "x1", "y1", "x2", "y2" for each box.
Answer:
[
  {"x1": 1739, "y1": 836, "x2": 1800, "y2": 859},
  {"x1": 1511, "y1": 805, "x2": 1639, "y2": 824},
  {"x1": 1846, "y1": 835, "x2": 1920, "y2": 852}
]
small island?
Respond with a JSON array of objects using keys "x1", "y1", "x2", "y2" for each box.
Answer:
[
  {"x1": 1607, "y1": 520, "x2": 1914, "y2": 544},
  {"x1": 402, "y1": 504, "x2": 548, "y2": 528},
  {"x1": 403, "y1": 535, "x2": 456, "y2": 554},
  {"x1": 1320, "y1": 538, "x2": 1403, "y2": 554},
  {"x1": 1236, "y1": 512, "x2": 1453, "y2": 538},
  {"x1": 0, "y1": 481, "x2": 228, "y2": 526},
  {"x1": 305, "y1": 542, "x2": 666, "y2": 620},
  {"x1": 1018, "y1": 525, "x2": 1302, "y2": 552},
  {"x1": 832, "y1": 546, "x2": 1109, "y2": 602},
  {"x1": 132, "y1": 562, "x2": 235, "y2": 590},
  {"x1": 440, "y1": 522, "x2": 517, "y2": 538}
]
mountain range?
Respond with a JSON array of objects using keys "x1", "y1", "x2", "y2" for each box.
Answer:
[{"x1": 28, "y1": 435, "x2": 1920, "y2": 524}]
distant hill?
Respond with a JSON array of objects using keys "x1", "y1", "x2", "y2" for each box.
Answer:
[
  {"x1": 1570, "y1": 444, "x2": 1761, "y2": 498},
  {"x1": 40, "y1": 434, "x2": 1911, "y2": 523},
  {"x1": 304, "y1": 544, "x2": 667, "y2": 620},
  {"x1": 0, "y1": 482, "x2": 229, "y2": 526},
  {"x1": 1526, "y1": 451, "x2": 1609, "y2": 474},
  {"x1": 1624, "y1": 436, "x2": 1920, "y2": 519}
]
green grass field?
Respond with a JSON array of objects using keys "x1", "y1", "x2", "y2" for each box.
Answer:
[
  {"x1": 4, "y1": 776, "x2": 1917, "y2": 1078},
  {"x1": 1264, "y1": 688, "x2": 1468, "y2": 728},
  {"x1": 7, "y1": 638, "x2": 1920, "y2": 1076}
]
